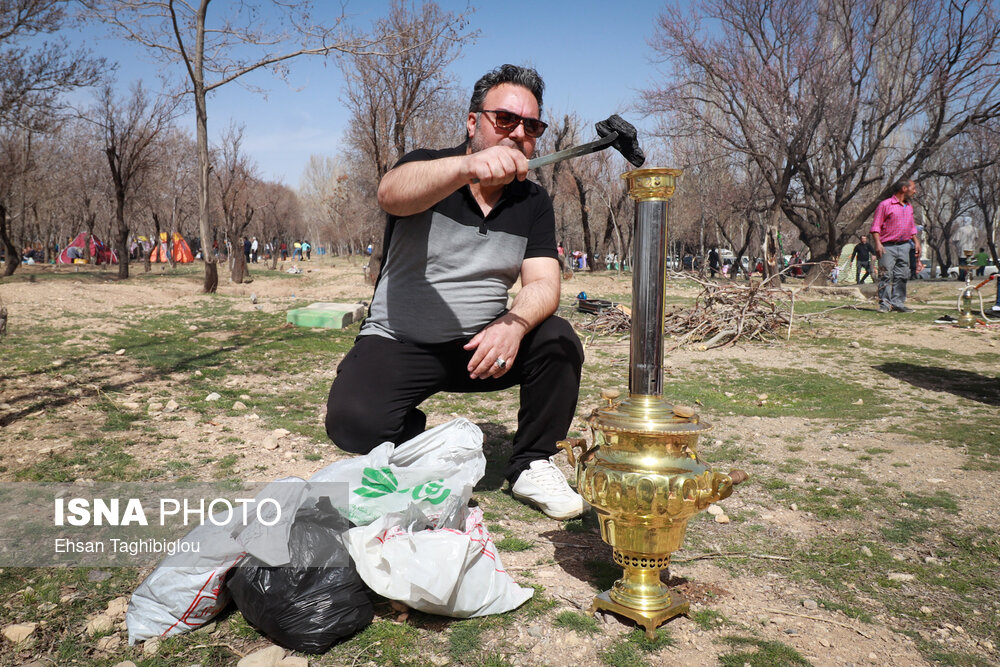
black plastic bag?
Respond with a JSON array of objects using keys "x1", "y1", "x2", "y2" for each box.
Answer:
[{"x1": 226, "y1": 498, "x2": 374, "y2": 653}]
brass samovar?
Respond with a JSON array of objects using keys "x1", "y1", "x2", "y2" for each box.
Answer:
[{"x1": 562, "y1": 168, "x2": 747, "y2": 638}]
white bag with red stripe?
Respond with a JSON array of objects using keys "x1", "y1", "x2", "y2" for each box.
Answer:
[{"x1": 345, "y1": 495, "x2": 533, "y2": 617}]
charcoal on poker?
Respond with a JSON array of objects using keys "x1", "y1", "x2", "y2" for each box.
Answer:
[{"x1": 225, "y1": 497, "x2": 374, "y2": 654}]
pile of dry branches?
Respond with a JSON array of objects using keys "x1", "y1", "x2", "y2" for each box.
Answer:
[
  {"x1": 577, "y1": 306, "x2": 631, "y2": 335},
  {"x1": 663, "y1": 274, "x2": 794, "y2": 349}
]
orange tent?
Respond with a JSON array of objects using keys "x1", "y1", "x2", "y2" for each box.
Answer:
[{"x1": 150, "y1": 232, "x2": 194, "y2": 263}]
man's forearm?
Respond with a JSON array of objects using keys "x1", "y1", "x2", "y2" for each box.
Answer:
[
  {"x1": 504, "y1": 280, "x2": 559, "y2": 335},
  {"x1": 377, "y1": 157, "x2": 467, "y2": 217}
]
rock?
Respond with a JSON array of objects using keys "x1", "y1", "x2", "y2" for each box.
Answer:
[
  {"x1": 237, "y1": 645, "x2": 286, "y2": 667},
  {"x1": 924, "y1": 556, "x2": 939, "y2": 564},
  {"x1": 147, "y1": 402, "x2": 163, "y2": 413},
  {"x1": 247, "y1": 413, "x2": 261, "y2": 420},
  {"x1": 205, "y1": 392, "x2": 221, "y2": 402},
  {"x1": 194, "y1": 621, "x2": 217, "y2": 635},
  {"x1": 143, "y1": 636, "x2": 161, "y2": 655},
  {"x1": 853, "y1": 398, "x2": 864, "y2": 405},
  {"x1": 849, "y1": 341, "x2": 861, "y2": 348},
  {"x1": 278, "y1": 658, "x2": 309, "y2": 667},
  {"x1": 85, "y1": 614, "x2": 114, "y2": 635},
  {"x1": 250, "y1": 293, "x2": 258, "y2": 304},
  {"x1": 233, "y1": 401, "x2": 248, "y2": 410},
  {"x1": 790, "y1": 503, "x2": 798, "y2": 511},
  {"x1": 757, "y1": 393, "x2": 768, "y2": 400},
  {"x1": 194, "y1": 370, "x2": 203, "y2": 377},
  {"x1": 164, "y1": 399, "x2": 180, "y2": 413},
  {"x1": 861, "y1": 546, "x2": 873, "y2": 558},
  {"x1": 724, "y1": 391, "x2": 734, "y2": 397},
  {"x1": 122, "y1": 401, "x2": 140, "y2": 410},
  {"x1": 818, "y1": 637, "x2": 831, "y2": 647},
  {"x1": 96, "y1": 635, "x2": 121, "y2": 650},
  {"x1": 3, "y1": 622, "x2": 37, "y2": 643},
  {"x1": 106, "y1": 596, "x2": 129, "y2": 618},
  {"x1": 927, "y1": 478, "x2": 945, "y2": 484},
  {"x1": 527, "y1": 625, "x2": 543, "y2": 638},
  {"x1": 920, "y1": 606, "x2": 933, "y2": 614},
  {"x1": 240, "y1": 394, "x2": 252, "y2": 400},
  {"x1": 263, "y1": 437, "x2": 279, "y2": 451},
  {"x1": 272, "y1": 428, "x2": 291, "y2": 439},
  {"x1": 888, "y1": 572, "x2": 915, "y2": 582},
  {"x1": 115, "y1": 348, "x2": 126, "y2": 355},
  {"x1": 707, "y1": 504, "x2": 724, "y2": 516},
  {"x1": 714, "y1": 514, "x2": 731, "y2": 524},
  {"x1": 803, "y1": 599, "x2": 819, "y2": 610},
  {"x1": 112, "y1": 662, "x2": 138, "y2": 667},
  {"x1": 189, "y1": 325, "x2": 198, "y2": 331},
  {"x1": 88, "y1": 569, "x2": 112, "y2": 582}
]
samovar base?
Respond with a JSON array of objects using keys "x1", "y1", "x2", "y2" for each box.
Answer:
[{"x1": 590, "y1": 590, "x2": 689, "y2": 639}]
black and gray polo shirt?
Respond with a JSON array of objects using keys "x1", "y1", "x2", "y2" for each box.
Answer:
[{"x1": 360, "y1": 142, "x2": 557, "y2": 345}]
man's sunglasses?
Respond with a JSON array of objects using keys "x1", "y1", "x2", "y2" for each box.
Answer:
[{"x1": 479, "y1": 109, "x2": 547, "y2": 138}]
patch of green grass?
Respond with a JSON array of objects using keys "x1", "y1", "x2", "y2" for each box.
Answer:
[
  {"x1": 689, "y1": 608, "x2": 730, "y2": 631},
  {"x1": 554, "y1": 610, "x2": 600, "y2": 635},
  {"x1": 814, "y1": 598, "x2": 874, "y2": 624},
  {"x1": 13, "y1": 439, "x2": 155, "y2": 482},
  {"x1": 717, "y1": 635, "x2": 811, "y2": 666},
  {"x1": 865, "y1": 447, "x2": 893, "y2": 455},
  {"x1": 902, "y1": 490, "x2": 959, "y2": 513},
  {"x1": 449, "y1": 619, "x2": 485, "y2": 660},
  {"x1": 496, "y1": 536, "x2": 534, "y2": 552},
  {"x1": 304, "y1": 452, "x2": 323, "y2": 461},
  {"x1": 881, "y1": 517, "x2": 933, "y2": 545},
  {"x1": 600, "y1": 627, "x2": 675, "y2": 667},
  {"x1": 331, "y1": 619, "x2": 422, "y2": 667}
]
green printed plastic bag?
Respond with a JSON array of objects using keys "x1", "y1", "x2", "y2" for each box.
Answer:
[{"x1": 310, "y1": 418, "x2": 486, "y2": 526}]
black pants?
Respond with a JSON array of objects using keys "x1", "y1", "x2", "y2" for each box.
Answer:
[
  {"x1": 325, "y1": 316, "x2": 584, "y2": 484},
  {"x1": 856, "y1": 261, "x2": 871, "y2": 284}
]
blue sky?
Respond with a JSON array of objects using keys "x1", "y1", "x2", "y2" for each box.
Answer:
[{"x1": 78, "y1": 0, "x2": 670, "y2": 185}]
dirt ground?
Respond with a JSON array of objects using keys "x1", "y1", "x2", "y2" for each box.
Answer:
[{"x1": 1, "y1": 258, "x2": 998, "y2": 667}]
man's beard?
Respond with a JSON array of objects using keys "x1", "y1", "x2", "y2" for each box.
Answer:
[{"x1": 469, "y1": 127, "x2": 529, "y2": 158}]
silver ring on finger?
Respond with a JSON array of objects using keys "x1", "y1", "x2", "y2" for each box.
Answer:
[{"x1": 495, "y1": 357, "x2": 507, "y2": 369}]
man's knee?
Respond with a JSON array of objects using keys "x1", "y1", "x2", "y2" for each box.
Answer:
[
  {"x1": 325, "y1": 385, "x2": 390, "y2": 455},
  {"x1": 531, "y1": 316, "x2": 584, "y2": 373}
]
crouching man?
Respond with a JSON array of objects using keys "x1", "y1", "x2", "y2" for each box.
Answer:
[{"x1": 325, "y1": 64, "x2": 586, "y2": 520}]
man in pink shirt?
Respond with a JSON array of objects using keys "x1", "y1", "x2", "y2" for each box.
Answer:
[{"x1": 871, "y1": 179, "x2": 922, "y2": 312}]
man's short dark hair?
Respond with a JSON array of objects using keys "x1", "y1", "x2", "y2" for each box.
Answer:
[
  {"x1": 469, "y1": 64, "x2": 544, "y2": 114},
  {"x1": 892, "y1": 178, "x2": 913, "y2": 194}
]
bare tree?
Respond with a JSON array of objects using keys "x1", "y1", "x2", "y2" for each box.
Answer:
[
  {"x1": 213, "y1": 122, "x2": 258, "y2": 284},
  {"x1": 337, "y1": 1, "x2": 475, "y2": 282},
  {"x1": 90, "y1": 82, "x2": 178, "y2": 279},
  {"x1": 79, "y1": 0, "x2": 394, "y2": 292},
  {"x1": 0, "y1": 0, "x2": 104, "y2": 275},
  {"x1": 644, "y1": 0, "x2": 1000, "y2": 283},
  {"x1": 965, "y1": 123, "x2": 1000, "y2": 271}
]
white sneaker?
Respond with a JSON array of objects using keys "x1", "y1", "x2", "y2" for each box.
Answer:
[{"x1": 511, "y1": 458, "x2": 589, "y2": 520}]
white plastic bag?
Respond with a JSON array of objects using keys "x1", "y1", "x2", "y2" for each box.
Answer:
[
  {"x1": 310, "y1": 418, "x2": 486, "y2": 526},
  {"x1": 345, "y1": 496, "x2": 533, "y2": 618},
  {"x1": 126, "y1": 479, "x2": 311, "y2": 644}
]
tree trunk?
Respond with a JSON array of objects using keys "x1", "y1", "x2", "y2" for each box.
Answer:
[
  {"x1": 114, "y1": 193, "x2": 129, "y2": 280},
  {"x1": 230, "y1": 244, "x2": 251, "y2": 284},
  {"x1": 763, "y1": 206, "x2": 782, "y2": 284},
  {"x1": 573, "y1": 174, "x2": 596, "y2": 272},
  {"x1": 0, "y1": 203, "x2": 20, "y2": 277}
]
